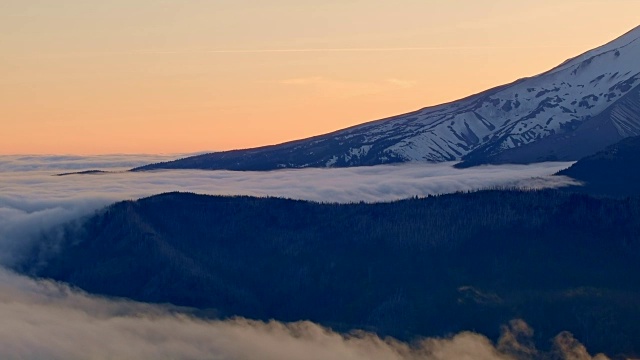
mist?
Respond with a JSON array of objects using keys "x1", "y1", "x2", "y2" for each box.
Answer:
[
  {"x1": 0, "y1": 269, "x2": 608, "y2": 360},
  {"x1": 0, "y1": 154, "x2": 183, "y2": 172},
  {"x1": 0, "y1": 156, "x2": 579, "y2": 266},
  {"x1": 0, "y1": 155, "x2": 578, "y2": 204}
]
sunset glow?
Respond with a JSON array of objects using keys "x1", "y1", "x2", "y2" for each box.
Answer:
[{"x1": 2, "y1": 0, "x2": 639, "y2": 154}]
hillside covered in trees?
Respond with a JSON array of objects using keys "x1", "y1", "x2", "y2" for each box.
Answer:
[
  {"x1": 558, "y1": 135, "x2": 640, "y2": 197},
  {"x1": 19, "y1": 190, "x2": 640, "y2": 357}
]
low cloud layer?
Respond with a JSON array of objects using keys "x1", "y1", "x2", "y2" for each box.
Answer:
[
  {"x1": 0, "y1": 269, "x2": 607, "y2": 360},
  {"x1": 0, "y1": 154, "x2": 181, "y2": 172},
  {"x1": 0, "y1": 155, "x2": 578, "y2": 204},
  {"x1": 0, "y1": 155, "x2": 579, "y2": 266}
]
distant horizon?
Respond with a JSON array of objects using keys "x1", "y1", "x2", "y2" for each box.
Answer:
[{"x1": 2, "y1": 1, "x2": 639, "y2": 154}]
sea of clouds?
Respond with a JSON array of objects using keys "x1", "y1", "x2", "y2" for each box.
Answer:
[
  {"x1": 1, "y1": 154, "x2": 579, "y2": 203},
  {"x1": 0, "y1": 155, "x2": 605, "y2": 359},
  {"x1": 0, "y1": 155, "x2": 580, "y2": 265},
  {"x1": 0, "y1": 269, "x2": 607, "y2": 360}
]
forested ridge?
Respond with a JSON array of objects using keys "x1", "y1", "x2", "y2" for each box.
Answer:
[
  {"x1": 558, "y1": 135, "x2": 640, "y2": 197},
  {"x1": 20, "y1": 190, "x2": 640, "y2": 357}
]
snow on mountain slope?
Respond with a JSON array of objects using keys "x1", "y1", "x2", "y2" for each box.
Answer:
[{"x1": 136, "y1": 26, "x2": 640, "y2": 171}]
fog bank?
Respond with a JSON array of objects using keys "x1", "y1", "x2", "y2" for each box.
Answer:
[{"x1": 0, "y1": 270, "x2": 607, "y2": 360}]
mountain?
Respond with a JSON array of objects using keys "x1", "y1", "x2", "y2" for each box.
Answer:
[
  {"x1": 135, "y1": 26, "x2": 640, "y2": 171},
  {"x1": 557, "y1": 135, "x2": 640, "y2": 197},
  {"x1": 19, "y1": 190, "x2": 640, "y2": 356}
]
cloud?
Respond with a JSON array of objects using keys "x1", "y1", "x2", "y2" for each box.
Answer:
[
  {"x1": 0, "y1": 155, "x2": 579, "y2": 266},
  {"x1": 387, "y1": 78, "x2": 417, "y2": 88},
  {"x1": 280, "y1": 76, "x2": 389, "y2": 98},
  {"x1": 280, "y1": 76, "x2": 417, "y2": 98},
  {"x1": 40, "y1": 45, "x2": 588, "y2": 59},
  {"x1": 0, "y1": 155, "x2": 579, "y2": 205},
  {"x1": 0, "y1": 269, "x2": 608, "y2": 360},
  {"x1": 0, "y1": 154, "x2": 186, "y2": 172},
  {"x1": 0, "y1": 197, "x2": 110, "y2": 266},
  {"x1": 280, "y1": 76, "x2": 327, "y2": 85}
]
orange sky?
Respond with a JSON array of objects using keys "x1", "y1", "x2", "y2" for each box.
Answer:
[{"x1": 1, "y1": 1, "x2": 639, "y2": 155}]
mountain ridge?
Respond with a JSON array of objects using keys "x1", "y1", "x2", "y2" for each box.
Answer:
[
  {"x1": 557, "y1": 135, "x2": 640, "y2": 197},
  {"x1": 135, "y1": 25, "x2": 640, "y2": 171}
]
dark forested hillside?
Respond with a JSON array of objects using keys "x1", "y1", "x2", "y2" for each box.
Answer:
[
  {"x1": 20, "y1": 191, "x2": 640, "y2": 357},
  {"x1": 558, "y1": 136, "x2": 640, "y2": 197}
]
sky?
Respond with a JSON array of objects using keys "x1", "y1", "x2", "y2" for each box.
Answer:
[{"x1": 1, "y1": 1, "x2": 639, "y2": 154}]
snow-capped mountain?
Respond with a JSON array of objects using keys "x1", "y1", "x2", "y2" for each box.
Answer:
[{"x1": 136, "y1": 26, "x2": 640, "y2": 171}]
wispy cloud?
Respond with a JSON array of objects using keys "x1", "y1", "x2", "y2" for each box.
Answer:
[
  {"x1": 280, "y1": 76, "x2": 417, "y2": 98},
  {"x1": 279, "y1": 76, "x2": 327, "y2": 85},
  {"x1": 281, "y1": 77, "x2": 417, "y2": 86},
  {"x1": 279, "y1": 76, "x2": 389, "y2": 98},
  {"x1": 153, "y1": 46, "x2": 575, "y2": 54},
  {"x1": 0, "y1": 154, "x2": 182, "y2": 172},
  {"x1": 386, "y1": 78, "x2": 417, "y2": 88},
  {"x1": 37, "y1": 45, "x2": 583, "y2": 59}
]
